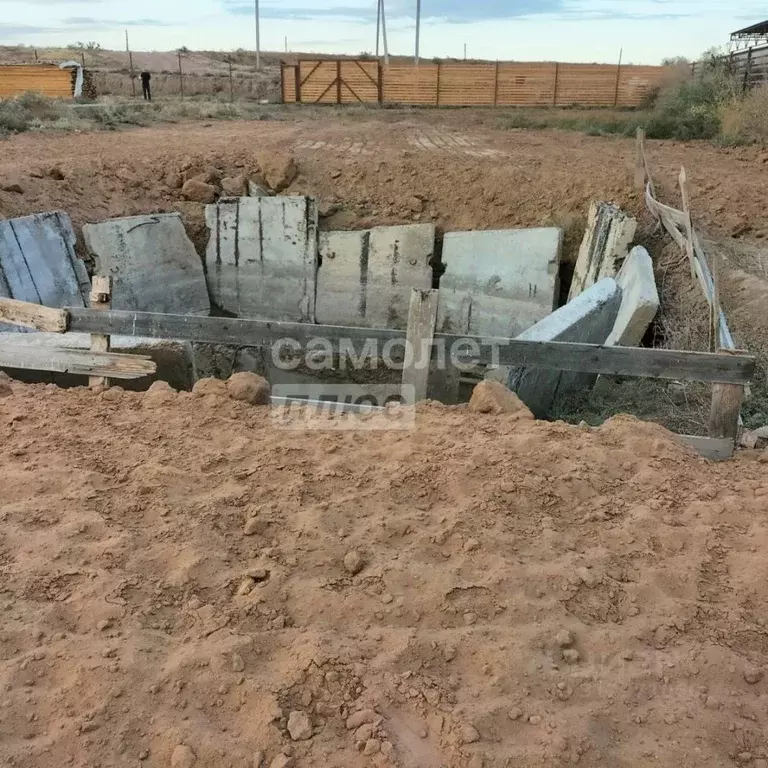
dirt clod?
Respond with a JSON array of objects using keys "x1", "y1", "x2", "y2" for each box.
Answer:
[
  {"x1": 346, "y1": 709, "x2": 378, "y2": 730},
  {"x1": 181, "y1": 179, "x2": 216, "y2": 203},
  {"x1": 259, "y1": 153, "x2": 297, "y2": 192},
  {"x1": 555, "y1": 629, "x2": 576, "y2": 649},
  {"x1": 287, "y1": 710, "x2": 313, "y2": 741},
  {"x1": 192, "y1": 377, "x2": 227, "y2": 397},
  {"x1": 343, "y1": 550, "x2": 365, "y2": 574},
  {"x1": 170, "y1": 745, "x2": 196, "y2": 768},
  {"x1": 461, "y1": 724, "x2": 481, "y2": 744},
  {"x1": 221, "y1": 175, "x2": 249, "y2": 197},
  {"x1": 226, "y1": 372, "x2": 271, "y2": 405},
  {"x1": 744, "y1": 668, "x2": 764, "y2": 684},
  {"x1": 468, "y1": 380, "x2": 534, "y2": 419}
]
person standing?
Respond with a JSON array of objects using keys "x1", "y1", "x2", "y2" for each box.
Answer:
[{"x1": 140, "y1": 70, "x2": 151, "y2": 101}]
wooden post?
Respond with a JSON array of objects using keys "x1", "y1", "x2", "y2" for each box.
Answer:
[
  {"x1": 89, "y1": 276, "x2": 112, "y2": 389},
  {"x1": 229, "y1": 55, "x2": 234, "y2": 102},
  {"x1": 678, "y1": 166, "x2": 697, "y2": 282},
  {"x1": 436, "y1": 61, "x2": 441, "y2": 106},
  {"x1": 613, "y1": 47, "x2": 623, "y2": 107},
  {"x1": 552, "y1": 62, "x2": 559, "y2": 106},
  {"x1": 634, "y1": 128, "x2": 646, "y2": 189},
  {"x1": 402, "y1": 288, "x2": 439, "y2": 405},
  {"x1": 178, "y1": 51, "x2": 184, "y2": 101},
  {"x1": 709, "y1": 380, "x2": 743, "y2": 440},
  {"x1": 336, "y1": 60, "x2": 342, "y2": 104},
  {"x1": 493, "y1": 60, "x2": 499, "y2": 106}
]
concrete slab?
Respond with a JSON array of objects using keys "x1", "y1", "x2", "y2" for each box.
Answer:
[
  {"x1": 505, "y1": 277, "x2": 623, "y2": 418},
  {"x1": 437, "y1": 228, "x2": 562, "y2": 337},
  {"x1": 569, "y1": 202, "x2": 636, "y2": 301},
  {"x1": 0, "y1": 212, "x2": 89, "y2": 331},
  {"x1": 83, "y1": 213, "x2": 210, "y2": 315},
  {"x1": 0, "y1": 331, "x2": 194, "y2": 391},
  {"x1": 316, "y1": 224, "x2": 434, "y2": 329},
  {"x1": 205, "y1": 196, "x2": 318, "y2": 323},
  {"x1": 606, "y1": 246, "x2": 659, "y2": 347}
]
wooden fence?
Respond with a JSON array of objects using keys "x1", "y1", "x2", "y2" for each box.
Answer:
[
  {"x1": 281, "y1": 59, "x2": 668, "y2": 108},
  {"x1": 0, "y1": 65, "x2": 73, "y2": 99},
  {"x1": 691, "y1": 45, "x2": 768, "y2": 90}
]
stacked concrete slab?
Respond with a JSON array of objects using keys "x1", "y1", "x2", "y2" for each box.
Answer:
[
  {"x1": 569, "y1": 202, "x2": 637, "y2": 301},
  {"x1": 205, "y1": 196, "x2": 318, "y2": 323},
  {"x1": 83, "y1": 213, "x2": 210, "y2": 315},
  {"x1": 506, "y1": 278, "x2": 623, "y2": 418},
  {"x1": 436, "y1": 228, "x2": 562, "y2": 338},
  {"x1": 316, "y1": 224, "x2": 435, "y2": 329},
  {"x1": 606, "y1": 246, "x2": 660, "y2": 347},
  {"x1": 0, "y1": 212, "x2": 90, "y2": 331}
]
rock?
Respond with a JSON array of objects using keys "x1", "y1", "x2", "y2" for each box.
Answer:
[
  {"x1": 469, "y1": 380, "x2": 534, "y2": 420},
  {"x1": 318, "y1": 201, "x2": 339, "y2": 218},
  {"x1": 331, "y1": 169, "x2": 342, "y2": 179},
  {"x1": 192, "y1": 377, "x2": 228, "y2": 397},
  {"x1": 221, "y1": 175, "x2": 249, "y2": 197},
  {"x1": 165, "y1": 172, "x2": 184, "y2": 189},
  {"x1": 408, "y1": 196, "x2": 424, "y2": 213},
  {"x1": 226, "y1": 372, "x2": 271, "y2": 405},
  {"x1": 753, "y1": 426, "x2": 768, "y2": 440},
  {"x1": 231, "y1": 653, "x2": 245, "y2": 672},
  {"x1": 363, "y1": 739, "x2": 381, "y2": 755},
  {"x1": 269, "y1": 756, "x2": 295, "y2": 768},
  {"x1": 237, "y1": 577, "x2": 255, "y2": 596},
  {"x1": 508, "y1": 707, "x2": 523, "y2": 721},
  {"x1": 575, "y1": 566, "x2": 599, "y2": 588},
  {"x1": 528, "y1": 715, "x2": 542, "y2": 725},
  {"x1": 249, "y1": 181, "x2": 270, "y2": 197},
  {"x1": 744, "y1": 667, "x2": 764, "y2": 684},
  {"x1": 259, "y1": 153, "x2": 298, "y2": 192},
  {"x1": 562, "y1": 649, "x2": 581, "y2": 664},
  {"x1": 355, "y1": 723, "x2": 374, "y2": 742},
  {"x1": 1, "y1": 182, "x2": 23, "y2": 194},
  {"x1": 287, "y1": 710, "x2": 313, "y2": 741},
  {"x1": 253, "y1": 752, "x2": 265, "y2": 768},
  {"x1": 343, "y1": 550, "x2": 365, "y2": 575},
  {"x1": 555, "y1": 629, "x2": 576, "y2": 648},
  {"x1": 460, "y1": 724, "x2": 480, "y2": 744},
  {"x1": 346, "y1": 709, "x2": 378, "y2": 730},
  {"x1": 182, "y1": 179, "x2": 217, "y2": 204},
  {"x1": 145, "y1": 381, "x2": 176, "y2": 405},
  {"x1": 243, "y1": 517, "x2": 264, "y2": 536},
  {"x1": 171, "y1": 745, "x2": 196, "y2": 768},
  {"x1": 740, "y1": 430, "x2": 759, "y2": 450},
  {"x1": 47, "y1": 167, "x2": 66, "y2": 180},
  {"x1": 463, "y1": 538, "x2": 480, "y2": 552},
  {"x1": 190, "y1": 169, "x2": 222, "y2": 186}
]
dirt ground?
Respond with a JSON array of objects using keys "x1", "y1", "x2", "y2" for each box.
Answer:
[{"x1": 1, "y1": 380, "x2": 768, "y2": 768}]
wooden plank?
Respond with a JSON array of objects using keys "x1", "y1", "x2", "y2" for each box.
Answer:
[
  {"x1": 89, "y1": 275, "x2": 111, "y2": 388},
  {"x1": 709, "y1": 381, "x2": 743, "y2": 440},
  {"x1": 676, "y1": 434, "x2": 734, "y2": 461},
  {"x1": 0, "y1": 298, "x2": 68, "y2": 332},
  {"x1": 65, "y1": 308, "x2": 756, "y2": 385},
  {"x1": 0, "y1": 346, "x2": 155, "y2": 379},
  {"x1": 402, "y1": 288, "x2": 439, "y2": 404},
  {"x1": 678, "y1": 167, "x2": 697, "y2": 281},
  {"x1": 634, "y1": 129, "x2": 646, "y2": 189}
]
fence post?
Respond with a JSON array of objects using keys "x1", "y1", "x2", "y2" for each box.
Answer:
[
  {"x1": 336, "y1": 60, "x2": 342, "y2": 104},
  {"x1": 743, "y1": 49, "x2": 753, "y2": 93},
  {"x1": 678, "y1": 167, "x2": 697, "y2": 283},
  {"x1": 552, "y1": 62, "x2": 559, "y2": 106},
  {"x1": 402, "y1": 288, "x2": 438, "y2": 405},
  {"x1": 178, "y1": 51, "x2": 184, "y2": 100},
  {"x1": 296, "y1": 64, "x2": 302, "y2": 103},
  {"x1": 89, "y1": 276, "x2": 112, "y2": 389},
  {"x1": 493, "y1": 60, "x2": 499, "y2": 106},
  {"x1": 634, "y1": 128, "x2": 646, "y2": 189},
  {"x1": 436, "y1": 61, "x2": 441, "y2": 106},
  {"x1": 613, "y1": 55, "x2": 622, "y2": 106},
  {"x1": 709, "y1": 377, "x2": 743, "y2": 441},
  {"x1": 378, "y1": 60, "x2": 383, "y2": 104},
  {"x1": 229, "y1": 55, "x2": 234, "y2": 102}
]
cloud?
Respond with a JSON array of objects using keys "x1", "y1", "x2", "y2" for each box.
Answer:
[
  {"x1": 0, "y1": 23, "x2": 55, "y2": 34},
  {"x1": 61, "y1": 15, "x2": 168, "y2": 26}
]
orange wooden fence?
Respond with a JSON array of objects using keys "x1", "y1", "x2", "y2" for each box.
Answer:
[
  {"x1": 0, "y1": 65, "x2": 73, "y2": 99},
  {"x1": 282, "y1": 59, "x2": 667, "y2": 108}
]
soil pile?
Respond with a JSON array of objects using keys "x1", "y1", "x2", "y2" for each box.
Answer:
[{"x1": 2, "y1": 382, "x2": 768, "y2": 767}]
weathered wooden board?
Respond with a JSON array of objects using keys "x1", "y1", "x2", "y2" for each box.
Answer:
[
  {"x1": 0, "y1": 345, "x2": 156, "y2": 379},
  {"x1": 0, "y1": 298, "x2": 68, "y2": 332}
]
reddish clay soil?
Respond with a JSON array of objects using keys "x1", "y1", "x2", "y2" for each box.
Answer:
[{"x1": 2, "y1": 379, "x2": 768, "y2": 768}]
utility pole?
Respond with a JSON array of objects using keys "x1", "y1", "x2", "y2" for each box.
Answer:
[
  {"x1": 464, "y1": 43, "x2": 467, "y2": 60},
  {"x1": 415, "y1": 0, "x2": 421, "y2": 65},
  {"x1": 376, "y1": 0, "x2": 381, "y2": 58},
  {"x1": 380, "y1": 0, "x2": 389, "y2": 65},
  {"x1": 255, "y1": 0, "x2": 261, "y2": 70},
  {"x1": 125, "y1": 29, "x2": 136, "y2": 98}
]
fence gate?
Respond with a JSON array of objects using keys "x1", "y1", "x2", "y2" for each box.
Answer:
[{"x1": 293, "y1": 60, "x2": 381, "y2": 104}]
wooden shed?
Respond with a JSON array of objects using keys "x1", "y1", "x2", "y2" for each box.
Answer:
[{"x1": 0, "y1": 65, "x2": 74, "y2": 99}]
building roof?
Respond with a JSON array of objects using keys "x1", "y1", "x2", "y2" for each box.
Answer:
[{"x1": 731, "y1": 20, "x2": 768, "y2": 37}]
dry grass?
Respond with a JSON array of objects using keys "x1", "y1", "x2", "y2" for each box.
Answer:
[{"x1": 720, "y1": 85, "x2": 768, "y2": 145}]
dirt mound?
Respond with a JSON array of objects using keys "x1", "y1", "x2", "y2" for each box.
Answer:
[{"x1": 1, "y1": 382, "x2": 768, "y2": 767}]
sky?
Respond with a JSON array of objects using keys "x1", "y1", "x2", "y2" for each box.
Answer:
[{"x1": 0, "y1": 0, "x2": 766, "y2": 64}]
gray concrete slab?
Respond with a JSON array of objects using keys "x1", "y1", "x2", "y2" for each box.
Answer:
[
  {"x1": 437, "y1": 227, "x2": 562, "y2": 337},
  {"x1": 0, "y1": 212, "x2": 89, "y2": 332},
  {"x1": 316, "y1": 224, "x2": 434, "y2": 329},
  {"x1": 569, "y1": 202, "x2": 636, "y2": 301},
  {"x1": 0, "y1": 331, "x2": 194, "y2": 391},
  {"x1": 505, "y1": 277, "x2": 623, "y2": 418},
  {"x1": 205, "y1": 196, "x2": 318, "y2": 323},
  {"x1": 83, "y1": 213, "x2": 210, "y2": 315},
  {"x1": 606, "y1": 246, "x2": 659, "y2": 347}
]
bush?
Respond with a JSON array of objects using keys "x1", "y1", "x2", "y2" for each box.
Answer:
[{"x1": 720, "y1": 85, "x2": 768, "y2": 145}]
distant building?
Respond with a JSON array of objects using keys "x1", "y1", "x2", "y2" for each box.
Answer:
[{"x1": 730, "y1": 20, "x2": 768, "y2": 51}]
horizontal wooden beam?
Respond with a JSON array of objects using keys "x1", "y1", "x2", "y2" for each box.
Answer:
[
  {"x1": 0, "y1": 345, "x2": 156, "y2": 380},
  {"x1": 65, "y1": 308, "x2": 756, "y2": 385},
  {"x1": 0, "y1": 298, "x2": 68, "y2": 333}
]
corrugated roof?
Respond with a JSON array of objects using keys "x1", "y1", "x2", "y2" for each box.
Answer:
[{"x1": 731, "y1": 20, "x2": 768, "y2": 36}]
